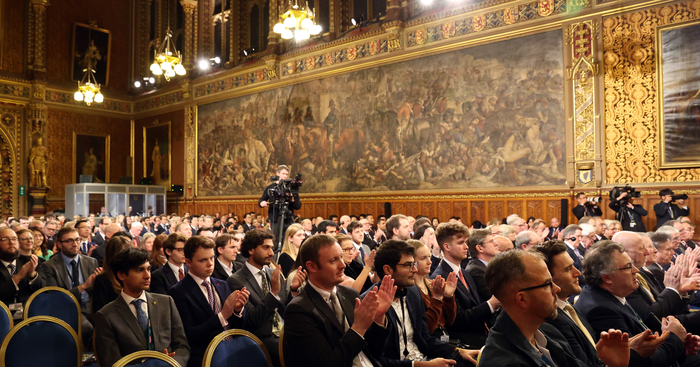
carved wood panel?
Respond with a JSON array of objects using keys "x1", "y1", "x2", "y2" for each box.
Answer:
[
  {"x1": 393, "y1": 202, "x2": 405, "y2": 216},
  {"x1": 421, "y1": 202, "x2": 434, "y2": 218},
  {"x1": 437, "y1": 202, "x2": 452, "y2": 222},
  {"x1": 471, "y1": 201, "x2": 485, "y2": 224},
  {"x1": 405, "y1": 202, "x2": 420, "y2": 218},
  {"x1": 527, "y1": 200, "x2": 543, "y2": 220},
  {"x1": 454, "y1": 201, "x2": 469, "y2": 221},
  {"x1": 327, "y1": 203, "x2": 338, "y2": 218},
  {"x1": 547, "y1": 200, "x2": 563, "y2": 223},
  {"x1": 507, "y1": 201, "x2": 523, "y2": 218},
  {"x1": 364, "y1": 202, "x2": 377, "y2": 217},
  {"x1": 488, "y1": 201, "x2": 504, "y2": 223},
  {"x1": 315, "y1": 203, "x2": 326, "y2": 218},
  {"x1": 350, "y1": 202, "x2": 363, "y2": 216},
  {"x1": 338, "y1": 203, "x2": 350, "y2": 217}
]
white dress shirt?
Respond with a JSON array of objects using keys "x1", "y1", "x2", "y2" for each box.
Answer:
[
  {"x1": 390, "y1": 298, "x2": 426, "y2": 363},
  {"x1": 167, "y1": 261, "x2": 186, "y2": 281},
  {"x1": 121, "y1": 290, "x2": 149, "y2": 320},
  {"x1": 189, "y1": 272, "x2": 240, "y2": 327}
]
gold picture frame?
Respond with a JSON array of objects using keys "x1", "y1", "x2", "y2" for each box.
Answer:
[
  {"x1": 71, "y1": 22, "x2": 111, "y2": 86},
  {"x1": 143, "y1": 121, "x2": 171, "y2": 188},
  {"x1": 73, "y1": 132, "x2": 110, "y2": 183},
  {"x1": 656, "y1": 19, "x2": 700, "y2": 169}
]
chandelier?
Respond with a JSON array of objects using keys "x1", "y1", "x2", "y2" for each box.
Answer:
[
  {"x1": 73, "y1": 63, "x2": 104, "y2": 106},
  {"x1": 150, "y1": 26, "x2": 186, "y2": 81},
  {"x1": 273, "y1": 0, "x2": 322, "y2": 41}
]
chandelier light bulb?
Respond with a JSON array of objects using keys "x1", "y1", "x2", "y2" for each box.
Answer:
[
  {"x1": 281, "y1": 28, "x2": 294, "y2": 39},
  {"x1": 273, "y1": 23, "x2": 285, "y2": 34},
  {"x1": 420, "y1": 0, "x2": 432, "y2": 5},
  {"x1": 149, "y1": 77, "x2": 155, "y2": 84},
  {"x1": 134, "y1": 80, "x2": 141, "y2": 88},
  {"x1": 150, "y1": 63, "x2": 160, "y2": 73},
  {"x1": 85, "y1": 90, "x2": 95, "y2": 99},
  {"x1": 94, "y1": 93, "x2": 104, "y2": 103},
  {"x1": 198, "y1": 59, "x2": 210, "y2": 70},
  {"x1": 165, "y1": 69, "x2": 176, "y2": 78},
  {"x1": 175, "y1": 64, "x2": 186, "y2": 75},
  {"x1": 284, "y1": 15, "x2": 296, "y2": 28},
  {"x1": 160, "y1": 61, "x2": 171, "y2": 71},
  {"x1": 310, "y1": 24, "x2": 322, "y2": 35},
  {"x1": 295, "y1": 29, "x2": 310, "y2": 40},
  {"x1": 74, "y1": 91, "x2": 84, "y2": 101},
  {"x1": 301, "y1": 18, "x2": 313, "y2": 29}
]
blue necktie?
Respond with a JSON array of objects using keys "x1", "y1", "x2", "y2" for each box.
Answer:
[
  {"x1": 540, "y1": 354, "x2": 555, "y2": 367},
  {"x1": 132, "y1": 299, "x2": 148, "y2": 337},
  {"x1": 623, "y1": 301, "x2": 649, "y2": 330}
]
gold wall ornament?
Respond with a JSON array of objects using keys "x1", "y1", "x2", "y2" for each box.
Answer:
[
  {"x1": 604, "y1": 0, "x2": 700, "y2": 185},
  {"x1": 184, "y1": 105, "x2": 197, "y2": 199}
]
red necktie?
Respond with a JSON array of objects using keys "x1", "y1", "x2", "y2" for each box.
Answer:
[
  {"x1": 178, "y1": 268, "x2": 184, "y2": 280},
  {"x1": 458, "y1": 270, "x2": 469, "y2": 290}
]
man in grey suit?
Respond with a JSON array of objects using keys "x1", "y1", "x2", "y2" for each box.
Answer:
[
  {"x1": 38, "y1": 227, "x2": 102, "y2": 349},
  {"x1": 465, "y1": 229, "x2": 499, "y2": 301},
  {"x1": 94, "y1": 248, "x2": 190, "y2": 367},
  {"x1": 227, "y1": 229, "x2": 288, "y2": 366}
]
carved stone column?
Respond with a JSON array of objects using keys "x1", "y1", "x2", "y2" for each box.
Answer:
[
  {"x1": 180, "y1": 0, "x2": 198, "y2": 70},
  {"x1": 30, "y1": 0, "x2": 50, "y2": 77}
]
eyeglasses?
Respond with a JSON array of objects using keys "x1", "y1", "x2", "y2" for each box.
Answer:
[
  {"x1": 18, "y1": 237, "x2": 33, "y2": 242},
  {"x1": 518, "y1": 279, "x2": 554, "y2": 292},
  {"x1": 341, "y1": 247, "x2": 354, "y2": 253},
  {"x1": 60, "y1": 238, "x2": 80, "y2": 244},
  {"x1": 397, "y1": 262, "x2": 418, "y2": 269},
  {"x1": 0, "y1": 237, "x2": 19, "y2": 244},
  {"x1": 617, "y1": 264, "x2": 636, "y2": 272},
  {"x1": 173, "y1": 247, "x2": 185, "y2": 253}
]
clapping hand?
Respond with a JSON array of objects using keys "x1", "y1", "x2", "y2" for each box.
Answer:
[
  {"x1": 629, "y1": 329, "x2": 668, "y2": 358},
  {"x1": 596, "y1": 329, "x2": 630, "y2": 367},
  {"x1": 290, "y1": 266, "x2": 307, "y2": 292},
  {"x1": 374, "y1": 275, "x2": 397, "y2": 325}
]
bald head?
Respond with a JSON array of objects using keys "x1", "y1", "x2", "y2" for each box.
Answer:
[
  {"x1": 494, "y1": 236, "x2": 514, "y2": 252},
  {"x1": 104, "y1": 223, "x2": 121, "y2": 240},
  {"x1": 612, "y1": 231, "x2": 646, "y2": 268}
]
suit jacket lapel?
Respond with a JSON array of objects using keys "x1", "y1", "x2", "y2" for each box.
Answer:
[
  {"x1": 0, "y1": 263, "x2": 10, "y2": 282},
  {"x1": 79, "y1": 255, "x2": 91, "y2": 283},
  {"x1": 307, "y1": 285, "x2": 344, "y2": 332},
  {"x1": 442, "y1": 261, "x2": 476, "y2": 305},
  {"x1": 243, "y1": 266, "x2": 265, "y2": 301},
  {"x1": 463, "y1": 271, "x2": 482, "y2": 304},
  {"x1": 52, "y1": 256, "x2": 72, "y2": 289},
  {"x1": 183, "y1": 276, "x2": 215, "y2": 316},
  {"x1": 115, "y1": 296, "x2": 148, "y2": 347},
  {"x1": 337, "y1": 289, "x2": 355, "y2": 329}
]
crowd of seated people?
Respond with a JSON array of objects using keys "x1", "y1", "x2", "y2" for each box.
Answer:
[{"x1": 1, "y1": 209, "x2": 700, "y2": 367}]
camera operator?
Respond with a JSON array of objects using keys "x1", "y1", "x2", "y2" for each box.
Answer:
[
  {"x1": 608, "y1": 189, "x2": 647, "y2": 232},
  {"x1": 572, "y1": 192, "x2": 602, "y2": 220},
  {"x1": 259, "y1": 165, "x2": 302, "y2": 252},
  {"x1": 653, "y1": 188, "x2": 689, "y2": 229}
]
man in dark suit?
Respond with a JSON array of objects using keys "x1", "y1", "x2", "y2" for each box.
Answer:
[
  {"x1": 94, "y1": 248, "x2": 190, "y2": 367},
  {"x1": 284, "y1": 234, "x2": 393, "y2": 367},
  {"x1": 609, "y1": 193, "x2": 647, "y2": 232},
  {"x1": 91, "y1": 217, "x2": 110, "y2": 247},
  {"x1": 480, "y1": 249, "x2": 631, "y2": 367},
  {"x1": 575, "y1": 241, "x2": 693, "y2": 366},
  {"x1": 647, "y1": 232, "x2": 675, "y2": 286},
  {"x1": 227, "y1": 229, "x2": 288, "y2": 366},
  {"x1": 654, "y1": 189, "x2": 690, "y2": 229},
  {"x1": 465, "y1": 229, "x2": 498, "y2": 301},
  {"x1": 75, "y1": 219, "x2": 98, "y2": 255},
  {"x1": 168, "y1": 236, "x2": 249, "y2": 367},
  {"x1": 431, "y1": 222, "x2": 497, "y2": 348},
  {"x1": 150, "y1": 233, "x2": 188, "y2": 295},
  {"x1": 548, "y1": 217, "x2": 565, "y2": 241},
  {"x1": 562, "y1": 224, "x2": 586, "y2": 286},
  {"x1": 572, "y1": 193, "x2": 603, "y2": 220},
  {"x1": 91, "y1": 223, "x2": 122, "y2": 266},
  {"x1": 366, "y1": 240, "x2": 477, "y2": 367},
  {"x1": 241, "y1": 213, "x2": 254, "y2": 233},
  {"x1": 0, "y1": 228, "x2": 44, "y2": 307},
  {"x1": 211, "y1": 233, "x2": 243, "y2": 280},
  {"x1": 38, "y1": 227, "x2": 102, "y2": 349}
]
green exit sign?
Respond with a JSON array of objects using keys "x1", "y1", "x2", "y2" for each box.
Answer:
[{"x1": 19, "y1": 186, "x2": 25, "y2": 196}]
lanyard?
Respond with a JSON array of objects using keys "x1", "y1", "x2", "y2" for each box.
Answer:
[{"x1": 396, "y1": 298, "x2": 409, "y2": 358}]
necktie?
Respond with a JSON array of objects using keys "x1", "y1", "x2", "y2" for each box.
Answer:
[
  {"x1": 202, "y1": 280, "x2": 221, "y2": 314},
  {"x1": 623, "y1": 301, "x2": 649, "y2": 330},
  {"x1": 70, "y1": 260, "x2": 80, "y2": 288},
  {"x1": 457, "y1": 269, "x2": 469, "y2": 290},
  {"x1": 82, "y1": 242, "x2": 87, "y2": 254},
  {"x1": 563, "y1": 304, "x2": 596, "y2": 348},
  {"x1": 132, "y1": 299, "x2": 148, "y2": 337},
  {"x1": 178, "y1": 268, "x2": 184, "y2": 281},
  {"x1": 540, "y1": 354, "x2": 555, "y2": 367},
  {"x1": 636, "y1": 274, "x2": 656, "y2": 302},
  {"x1": 329, "y1": 292, "x2": 346, "y2": 330},
  {"x1": 7, "y1": 263, "x2": 15, "y2": 277},
  {"x1": 260, "y1": 271, "x2": 281, "y2": 330}
]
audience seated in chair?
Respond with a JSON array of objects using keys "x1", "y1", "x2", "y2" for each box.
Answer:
[
  {"x1": 0, "y1": 228, "x2": 44, "y2": 308},
  {"x1": 91, "y1": 235, "x2": 131, "y2": 314},
  {"x1": 211, "y1": 233, "x2": 243, "y2": 281},
  {"x1": 94, "y1": 248, "x2": 190, "y2": 367},
  {"x1": 150, "y1": 233, "x2": 189, "y2": 295}
]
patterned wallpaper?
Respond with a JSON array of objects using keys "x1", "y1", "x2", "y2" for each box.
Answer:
[
  {"x1": 1, "y1": 0, "x2": 24, "y2": 74},
  {"x1": 604, "y1": 0, "x2": 700, "y2": 184},
  {"x1": 46, "y1": 109, "x2": 131, "y2": 199}
]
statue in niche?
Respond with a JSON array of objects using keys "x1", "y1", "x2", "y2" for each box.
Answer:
[
  {"x1": 82, "y1": 147, "x2": 104, "y2": 183},
  {"x1": 28, "y1": 137, "x2": 50, "y2": 188}
]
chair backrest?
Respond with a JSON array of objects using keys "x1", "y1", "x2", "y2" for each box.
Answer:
[
  {"x1": 278, "y1": 326, "x2": 285, "y2": 367},
  {"x1": 0, "y1": 316, "x2": 80, "y2": 367},
  {"x1": 24, "y1": 286, "x2": 82, "y2": 345},
  {"x1": 202, "y1": 329, "x2": 272, "y2": 367},
  {"x1": 112, "y1": 351, "x2": 181, "y2": 367},
  {"x1": 0, "y1": 301, "x2": 13, "y2": 343}
]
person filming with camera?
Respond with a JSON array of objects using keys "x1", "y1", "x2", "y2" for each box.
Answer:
[
  {"x1": 654, "y1": 188, "x2": 689, "y2": 229},
  {"x1": 572, "y1": 192, "x2": 602, "y2": 220},
  {"x1": 259, "y1": 165, "x2": 302, "y2": 253},
  {"x1": 608, "y1": 186, "x2": 647, "y2": 232}
]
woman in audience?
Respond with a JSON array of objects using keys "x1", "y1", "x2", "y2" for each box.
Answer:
[
  {"x1": 141, "y1": 232, "x2": 156, "y2": 253},
  {"x1": 149, "y1": 233, "x2": 167, "y2": 271},
  {"x1": 432, "y1": 217, "x2": 440, "y2": 228},
  {"x1": 92, "y1": 235, "x2": 131, "y2": 313},
  {"x1": 408, "y1": 239, "x2": 458, "y2": 337},
  {"x1": 16, "y1": 229, "x2": 39, "y2": 262},
  {"x1": 115, "y1": 214, "x2": 125, "y2": 230},
  {"x1": 30, "y1": 227, "x2": 52, "y2": 261},
  {"x1": 278, "y1": 223, "x2": 305, "y2": 276},
  {"x1": 337, "y1": 233, "x2": 376, "y2": 293},
  {"x1": 414, "y1": 224, "x2": 441, "y2": 263}
]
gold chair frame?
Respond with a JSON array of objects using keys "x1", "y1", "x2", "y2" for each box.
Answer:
[
  {"x1": 201, "y1": 329, "x2": 272, "y2": 367},
  {"x1": 112, "y1": 350, "x2": 181, "y2": 367},
  {"x1": 23, "y1": 286, "x2": 82, "y2": 354},
  {"x1": 0, "y1": 301, "x2": 14, "y2": 334},
  {"x1": 0, "y1": 316, "x2": 81, "y2": 367}
]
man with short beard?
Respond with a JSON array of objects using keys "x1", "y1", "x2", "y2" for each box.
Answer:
[{"x1": 0, "y1": 228, "x2": 43, "y2": 306}]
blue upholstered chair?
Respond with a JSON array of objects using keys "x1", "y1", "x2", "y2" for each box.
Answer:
[
  {"x1": 202, "y1": 329, "x2": 272, "y2": 367},
  {"x1": 23, "y1": 286, "x2": 82, "y2": 348},
  {"x1": 112, "y1": 351, "x2": 181, "y2": 367},
  {"x1": 0, "y1": 301, "x2": 13, "y2": 343},
  {"x1": 0, "y1": 316, "x2": 81, "y2": 367}
]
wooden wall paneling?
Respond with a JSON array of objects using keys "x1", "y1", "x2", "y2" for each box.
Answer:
[
  {"x1": 364, "y1": 202, "x2": 377, "y2": 217},
  {"x1": 527, "y1": 200, "x2": 543, "y2": 221},
  {"x1": 338, "y1": 202, "x2": 350, "y2": 217},
  {"x1": 507, "y1": 201, "x2": 523, "y2": 218},
  {"x1": 547, "y1": 200, "x2": 562, "y2": 224},
  {"x1": 437, "y1": 201, "x2": 452, "y2": 222},
  {"x1": 694, "y1": 197, "x2": 700, "y2": 227},
  {"x1": 471, "y1": 201, "x2": 485, "y2": 225},
  {"x1": 454, "y1": 201, "x2": 469, "y2": 222},
  {"x1": 405, "y1": 202, "x2": 419, "y2": 218},
  {"x1": 350, "y1": 202, "x2": 363, "y2": 217},
  {"x1": 421, "y1": 201, "x2": 435, "y2": 218},
  {"x1": 315, "y1": 203, "x2": 326, "y2": 218},
  {"x1": 393, "y1": 202, "x2": 405, "y2": 217},
  {"x1": 327, "y1": 203, "x2": 338, "y2": 218},
  {"x1": 488, "y1": 201, "x2": 504, "y2": 223}
]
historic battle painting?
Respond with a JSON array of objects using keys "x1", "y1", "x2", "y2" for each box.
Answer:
[
  {"x1": 144, "y1": 122, "x2": 171, "y2": 187},
  {"x1": 73, "y1": 133, "x2": 109, "y2": 184},
  {"x1": 658, "y1": 20, "x2": 700, "y2": 168},
  {"x1": 197, "y1": 30, "x2": 565, "y2": 196}
]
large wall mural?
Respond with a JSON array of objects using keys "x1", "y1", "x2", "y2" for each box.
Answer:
[{"x1": 197, "y1": 30, "x2": 565, "y2": 196}]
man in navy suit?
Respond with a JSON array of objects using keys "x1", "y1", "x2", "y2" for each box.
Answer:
[
  {"x1": 548, "y1": 217, "x2": 565, "y2": 240},
  {"x1": 168, "y1": 235, "x2": 250, "y2": 367},
  {"x1": 562, "y1": 224, "x2": 585, "y2": 286},
  {"x1": 479, "y1": 249, "x2": 631, "y2": 367},
  {"x1": 150, "y1": 233, "x2": 188, "y2": 295},
  {"x1": 575, "y1": 241, "x2": 694, "y2": 367},
  {"x1": 431, "y1": 222, "x2": 498, "y2": 348},
  {"x1": 365, "y1": 240, "x2": 477, "y2": 367},
  {"x1": 654, "y1": 189, "x2": 690, "y2": 229}
]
